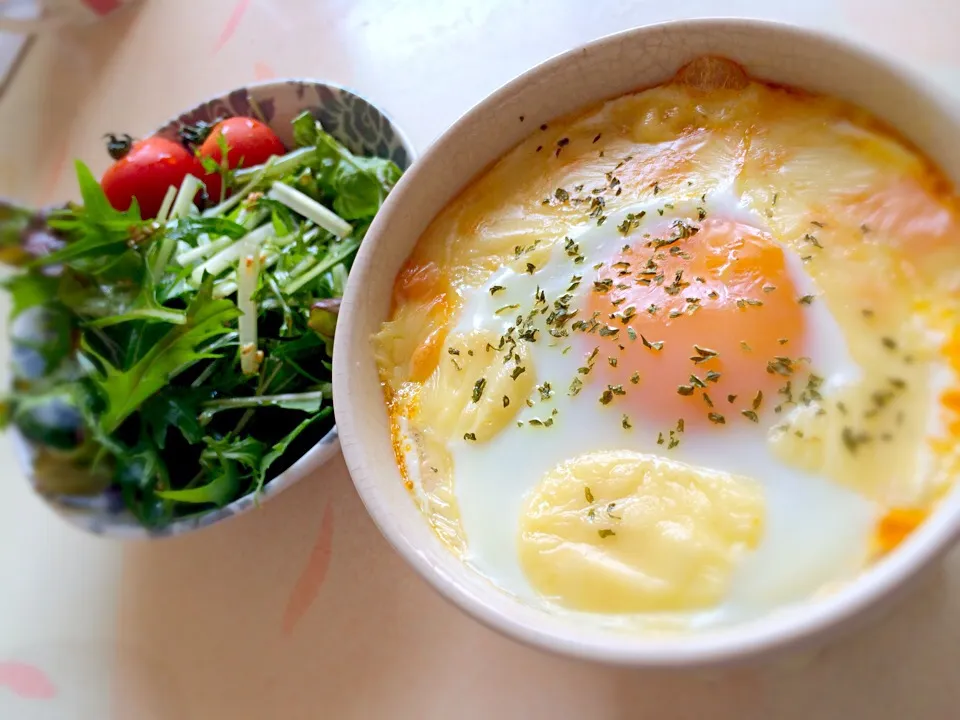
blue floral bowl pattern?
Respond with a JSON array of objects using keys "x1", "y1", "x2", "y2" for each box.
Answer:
[{"x1": 17, "y1": 80, "x2": 415, "y2": 540}]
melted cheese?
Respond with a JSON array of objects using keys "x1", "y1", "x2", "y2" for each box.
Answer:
[
  {"x1": 376, "y1": 57, "x2": 960, "y2": 622},
  {"x1": 518, "y1": 451, "x2": 764, "y2": 613}
]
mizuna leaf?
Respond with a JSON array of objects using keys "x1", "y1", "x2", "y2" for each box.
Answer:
[
  {"x1": 256, "y1": 407, "x2": 330, "y2": 491},
  {"x1": 87, "y1": 281, "x2": 240, "y2": 434}
]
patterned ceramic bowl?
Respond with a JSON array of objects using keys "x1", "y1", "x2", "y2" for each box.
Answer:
[
  {"x1": 334, "y1": 20, "x2": 960, "y2": 666},
  {"x1": 13, "y1": 79, "x2": 415, "y2": 539}
]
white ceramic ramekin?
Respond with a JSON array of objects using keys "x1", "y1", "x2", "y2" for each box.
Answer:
[{"x1": 333, "y1": 19, "x2": 960, "y2": 667}]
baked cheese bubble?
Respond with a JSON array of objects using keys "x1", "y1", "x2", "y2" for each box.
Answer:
[{"x1": 518, "y1": 451, "x2": 764, "y2": 613}]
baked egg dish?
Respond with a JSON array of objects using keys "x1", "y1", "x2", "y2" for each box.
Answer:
[{"x1": 373, "y1": 57, "x2": 960, "y2": 631}]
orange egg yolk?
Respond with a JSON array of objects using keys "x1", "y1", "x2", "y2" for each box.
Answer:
[{"x1": 587, "y1": 217, "x2": 808, "y2": 427}]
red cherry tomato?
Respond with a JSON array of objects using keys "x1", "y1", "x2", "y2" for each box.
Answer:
[
  {"x1": 101, "y1": 137, "x2": 204, "y2": 219},
  {"x1": 199, "y1": 117, "x2": 286, "y2": 203}
]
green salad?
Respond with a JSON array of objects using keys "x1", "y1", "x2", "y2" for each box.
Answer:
[{"x1": 0, "y1": 111, "x2": 400, "y2": 528}]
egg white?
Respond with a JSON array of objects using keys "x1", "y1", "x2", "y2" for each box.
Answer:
[{"x1": 432, "y1": 187, "x2": 884, "y2": 629}]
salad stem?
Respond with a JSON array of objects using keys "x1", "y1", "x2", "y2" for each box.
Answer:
[
  {"x1": 231, "y1": 148, "x2": 314, "y2": 186},
  {"x1": 201, "y1": 388, "x2": 328, "y2": 411},
  {"x1": 170, "y1": 174, "x2": 203, "y2": 220},
  {"x1": 269, "y1": 181, "x2": 353, "y2": 238},
  {"x1": 203, "y1": 156, "x2": 278, "y2": 218},
  {"x1": 151, "y1": 174, "x2": 204, "y2": 276},
  {"x1": 152, "y1": 237, "x2": 177, "y2": 278},
  {"x1": 137, "y1": 308, "x2": 187, "y2": 325},
  {"x1": 191, "y1": 223, "x2": 275, "y2": 285},
  {"x1": 286, "y1": 255, "x2": 317, "y2": 281},
  {"x1": 241, "y1": 209, "x2": 268, "y2": 230},
  {"x1": 155, "y1": 185, "x2": 178, "y2": 224},
  {"x1": 213, "y1": 250, "x2": 282, "y2": 298},
  {"x1": 282, "y1": 238, "x2": 360, "y2": 295},
  {"x1": 189, "y1": 333, "x2": 239, "y2": 388},
  {"x1": 237, "y1": 239, "x2": 262, "y2": 375},
  {"x1": 176, "y1": 235, "x2": 233, "y2": 266},
  {"x1": 199, "y1": 388, "x2": 328, "y2": 426}
]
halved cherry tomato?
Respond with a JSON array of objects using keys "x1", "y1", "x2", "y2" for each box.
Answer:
[
  {"x1": 198, "y1": 117, "x2": 286, "y2": 203},
  {"x1": 101, "y1": 137, "x2": 204, "y2": 219}
]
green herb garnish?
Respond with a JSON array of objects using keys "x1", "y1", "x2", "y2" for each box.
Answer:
[
  {"x1": 641, "y1": 335, "x2": 663, "y2": 351},
  {"x1": 472, "y1": 378, "x2": 487, "y2": 403}
]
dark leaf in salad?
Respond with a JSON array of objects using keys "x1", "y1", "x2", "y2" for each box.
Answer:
[
  {"x1": 83, "y1": 280, "x2": 240, "y2": 434},
  {"x1": 164, "y1": 216, "x2": 248, "y2": 242},
  {"x1": 141, "y1": 391, "x2": 205, "y2": 450},
  {"x1": 114, "y1": 440, "x2": 173, "y2": 524},
  {"x1": 256, "y1": 406, "x2": 331, "y2": 491},
  {"x1": 201, "y1": 434, "x2": 266, "y2": 473}
]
